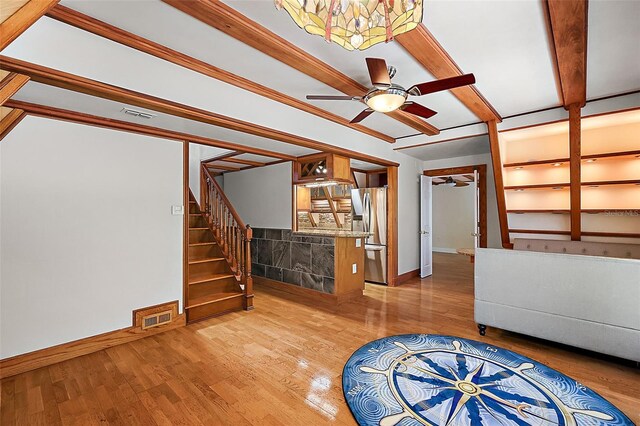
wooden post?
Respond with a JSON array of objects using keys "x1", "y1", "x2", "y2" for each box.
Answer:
[
  {"x1": 569, "y1": 103, "x2": 581, "y2": 241},
  {"x1": 487, "y1": 120, "x2": 511, "y2": 248},
  {"x1": 386, "y1": 166, "x2": 398, "y2": 286},
  {"x1": 244, "y1": 225, "x2": 254, "y2": 310}
]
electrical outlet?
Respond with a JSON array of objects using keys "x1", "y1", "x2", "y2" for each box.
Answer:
[
  {"x1": 352, "y1": 263, "x2": 357, "y2": 274},
  {"x1": 355, "y1": 238, "x2": 361, "y2": 248},
  {"x1": 171, "y1": 205, "x2": 184, "y2": 215}
]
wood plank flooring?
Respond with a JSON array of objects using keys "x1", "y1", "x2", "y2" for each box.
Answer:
[{"x1": 1, "y1": 253, "x2": 638, "y2": 424}]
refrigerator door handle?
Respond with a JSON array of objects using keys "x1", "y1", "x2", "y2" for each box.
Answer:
[{"x1": 363, "y1": 192, "x2": 371, "y2": 234}]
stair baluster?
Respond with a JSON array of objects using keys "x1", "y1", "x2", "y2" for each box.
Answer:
[{"x1": 201, "y1": 166, "x2": 254, "y2": 310}]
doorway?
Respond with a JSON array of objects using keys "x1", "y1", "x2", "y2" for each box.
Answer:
[{"x1": 421, "y1": 165, "x2": 488, "y2": 275}]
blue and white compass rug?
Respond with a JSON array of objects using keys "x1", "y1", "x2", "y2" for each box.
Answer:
[{"x1": 342, "y1": 335, "x2": 633, "y2": 425}]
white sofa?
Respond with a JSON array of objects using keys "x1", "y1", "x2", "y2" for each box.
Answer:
[{"x1": 474, "y1": 240, "x2": 640, "y2": 362}]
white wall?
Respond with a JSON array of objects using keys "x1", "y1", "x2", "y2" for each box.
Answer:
[
  {"x1": 432, "y1": 182, "x2": 476, "y2": 253},
  {"x1": 223, "y1": 162, "x2": 293, "y2": 229},
  {"x1": 0, "y1": 116, "x2": 183, "y2": 358},
  {"x1": 423, "y1": 154, "x2": 502, "y2": 249},
  {"x1": 189, "y1": 143, "x2": 202, "y2": 203}
]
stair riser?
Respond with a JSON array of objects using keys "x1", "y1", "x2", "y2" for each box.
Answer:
[
  {"x1": 189, "y1": 280, "x2": 241, "y2": 300},
  {"x1": 189, "y1": 203, "x2": 200, "y2": 214},
  {"x1": 189, "y1": 261, "x2": 230, "y2": 279},
  {"x1": 189, "y1": 215, "x2": 207, "y2": 228},
  {"x1": 189, "y1": 229, "x2": 215, "y2": 243},
  {"x1": 187, "y1": 296, "x2": 244, "y2": 323},
  {"x1": 189, "y1": 244, "x2": 223, "y2": 260}
]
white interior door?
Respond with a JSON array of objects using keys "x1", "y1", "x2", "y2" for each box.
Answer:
[
  {"x1": 473, "y1": 170, "x2": 480, "y2": 248},
  {"x1": 420, "y1": 175, "x2": 433, "y2": 278}
]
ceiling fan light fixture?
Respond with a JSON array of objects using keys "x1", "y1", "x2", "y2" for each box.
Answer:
[{"x1": 365, "y1": 87, "x2": 408, "y2": 113}]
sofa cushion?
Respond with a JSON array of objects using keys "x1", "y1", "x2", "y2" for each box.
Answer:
[{"x1": 514, "y1": 238, "x2": 640, "y2": 259}]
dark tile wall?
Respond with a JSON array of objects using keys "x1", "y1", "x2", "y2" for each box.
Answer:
[{"x1": 250, "y1": 228, "x2": 335, "y2": 294}]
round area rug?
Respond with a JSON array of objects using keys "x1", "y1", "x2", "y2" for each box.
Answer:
[{"x1": 342, "y1": 335, "x2": 632, "y2": 426}]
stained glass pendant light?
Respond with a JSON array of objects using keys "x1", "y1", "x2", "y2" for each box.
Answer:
[{"x1": 274, "y1": 0, "x2": 423, "y2": 51}]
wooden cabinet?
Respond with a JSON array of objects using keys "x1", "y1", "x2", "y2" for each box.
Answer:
[{"x1": 293, "y1": 153, "x2": 353, "y2": 184}]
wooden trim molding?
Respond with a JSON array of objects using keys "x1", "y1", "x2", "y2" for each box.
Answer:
[
  {"x1": 0, "y1": 106, "x2": 25, "y2": 141},
  {"x1": 423, "y1": 164, "x2": 488, "y2": 248},
  {"x1": 486, "y1": 120, "x2": 511, "y2": 248},
  {"x1": 395, "y1": 269, "x2": 419, "y2": 286},
  {"x1": 46, "y1": 5, "x2": 395, "y2": 144},
  {"x1": 254, "y1": 276, "x2": 362, "y2": 305},
  {"x1": 0, "y1": 0, "x2": 59, "y2": 51},
  {"x1": 0, "y1": 71, "x2": 29, "y2": 106},
  {"x1": 544, "y1": 0, "x2": 588, "y2": 107},
  {"x1": 569, "y1": 103, "x2": 581, "y2": 240},
  {"x1": 0, "y1": 57, "x2": 398, "y2": 167},
  {"x1": 396, "y1": 25, "x2": 501, "y2": 122},
  {"x1": 5, "y1": 99, "x2": 297, "y2": 160},
  {"x1": 386, "y1": 166, "x2": 399, "y2": 286},
  {"x1": 0, "y1": 302, "x2": 185, "y2": 379},
  {"x1": 161, "y1": 0, "x2": 439, "y2": 137}
]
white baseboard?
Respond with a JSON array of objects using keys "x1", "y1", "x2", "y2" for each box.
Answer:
[{"x1": 433, "y1": 247, "x2": 458, "y2": 254}]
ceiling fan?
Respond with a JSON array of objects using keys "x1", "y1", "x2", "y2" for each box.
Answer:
[
  {"x1": 306, "y1": 58, "x2": 476, "y2": 123},
  {"x1": 434, "y1": 176, "x2": 469, "y2": 187}
]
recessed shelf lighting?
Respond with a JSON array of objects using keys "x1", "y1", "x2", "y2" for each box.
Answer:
[
  {"x1": 515, "y1": 189, "x2": 524, "y2": 192},
  {"x1": 585, "y1": 159, "x2": 597, "y2": 163},
  {"x1": 552, "y1": 186, "x2": 564, "y2": 190},
  {"x1": 515, "y1": 166, "x2": 524, "y2": 170},
  {"x1": 589, "y1": 185, "x2": 599, "y2": 188},
  {"x1": 552, "y1": 163, "x2": 562, "y2": 167}
]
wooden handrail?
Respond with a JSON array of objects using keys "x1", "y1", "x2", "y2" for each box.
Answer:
[
  {"x1": 203, "y1": 166, "x2": 247, "y2": 229},
  {"x1": 201, "y1": 165, "x2": 253, "y2": 310}
]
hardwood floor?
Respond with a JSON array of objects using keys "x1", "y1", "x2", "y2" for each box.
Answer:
[{"x1": 1, "y1": 253, "x2": 638, "y2": 425}]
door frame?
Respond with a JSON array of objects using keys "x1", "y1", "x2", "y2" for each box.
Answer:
[{"x1": 423, "y1": 165, "x2": 488, "y2": 248}]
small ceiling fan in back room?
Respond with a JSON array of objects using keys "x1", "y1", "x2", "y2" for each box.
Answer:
[{"x1": 306, "y1": 57, "x2": 476, "y2": 123}]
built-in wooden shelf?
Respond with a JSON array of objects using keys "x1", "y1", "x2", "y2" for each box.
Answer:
[
  {"x1": 508, "y1": 209, "x2": 640, "y2": 214},
  {"x1": 582, "y1": 179, "x2": 640, "y2": 187},
  {"x1": 582, "y1": 150, "x2": 640, "y2": 160},
  {"x1": 509, "y1": 229, "x2": 571, "y2": 235},
  {"x1": 582, "y1": 231, "x2": 640, "y2": 239},
  {"x1": 505, "y1": 183, "x2": 569, "y2": 190},
  {"x1": 503, "y1": 150, "x2": 640, "y2": 169},
  {"x1": 503, "y1": 157, "x2": 569, "y2": 168},
  {"x1": 506, "y1": 180, "x2": 640, "y2": 191}
]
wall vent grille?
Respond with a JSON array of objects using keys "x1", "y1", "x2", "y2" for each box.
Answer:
[
  {"x1": 121, "y1": 108, "x2": 156, "y2": 119},
  {"x1": 141, "y1": 310, "x2": 173, "y2": 330}
]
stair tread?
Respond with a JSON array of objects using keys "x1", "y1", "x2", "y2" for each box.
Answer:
[
  {"x1": 189, "y1": 227, "x2": 209, "y2": 230},
  {"x1": 189, "y1": 273, "x2": 236, "y2": 285},
  {"x1": 188, "y1": 257, "x2": 225, "y2": 265},
  {"x1": 189, "y1": 242, "x2": 217, "y2": 246},
  {"x1": 187, "y1": 292, "x2": 243, "y2": 309}
]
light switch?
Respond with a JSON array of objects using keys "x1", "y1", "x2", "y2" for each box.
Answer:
[
  {"x1": 352, "y1": 263, "x2": 357, "y2": 274},
  {"x1": 355, "y1": 238, "x2": 361, "y2": 248},
  {"x1": 171, "y1": 205, "x2": 184, "y2": 215}
]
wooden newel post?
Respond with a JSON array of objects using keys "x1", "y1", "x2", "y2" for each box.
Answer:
[{"x1": 244, "y1": 225, "x2": 254, "y2": 311}]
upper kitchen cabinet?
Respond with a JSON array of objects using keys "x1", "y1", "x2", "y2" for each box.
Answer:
[{"x1": 293, "y1": 153, "x2": 353, "y2": 184}]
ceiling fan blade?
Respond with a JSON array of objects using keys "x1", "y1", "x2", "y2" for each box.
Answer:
[
  {"x1": 455, "y1": 180, "x2": 470, "y2": 187},
  {"x1": 365, "y1": 58, "x2": 391, "y2": 88},
  {"x1": 306, "y1": 95, "x2": 359, "y2": 100},
  {"x1": 401, "y1": 102, "x2": 438, "y2": 119},
  {"x1": 350, "y1": 109, "x2": 374, "y2": 123},
  {"x1": 408, "y1": 74, "x2": 476, "y2": 96}
]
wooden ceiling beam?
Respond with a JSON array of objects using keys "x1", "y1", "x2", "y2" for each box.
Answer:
[
  {"x1": 0, "y1": 71, "x2": 29, "y2": 105},
  {"x1": 5, "y1": 99, "x2": 297, "y2": 160},
  {"x1": 46, "y1": 5, "x2": 394, "y2": 144},
  {"x1": 0, "y1": 56, "x2": 397, "y2": 167},
  {"x1": 161, "y1": 0, "x2": 439, "y2": 137},
  {"x1": 206, "y1": 163, "x2": 243, "y2": 172},
  {"x1": 0, "y1": 106, "x2": 26, "y2": 141},
  {"x1": 543, "y1": 0, "x2": 588, "y2": 107},
  {"x1": 396, "y1": 25, "x2": 501, "y2": 122},
  {"x1": 222, "y1": 157, "x2": 266, "y2": 167},
  {"x1": 0, "y1": 0, "x2": 59, "y2": 50},
  {"x1": 201, "y1": 152, "x2": 241, "y2": 164}
]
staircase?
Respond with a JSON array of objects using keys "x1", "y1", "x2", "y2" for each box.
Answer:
[{"x1": 186, "y1": 170, "x2": 253, "y2": 323}]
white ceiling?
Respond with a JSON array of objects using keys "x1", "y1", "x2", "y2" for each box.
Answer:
[
  {"x1": 396, "y1": 134, "x2": 490, "y2": 161},
  {"x1": 3, "y1": 0, "x2": 637, "y2": 164}
]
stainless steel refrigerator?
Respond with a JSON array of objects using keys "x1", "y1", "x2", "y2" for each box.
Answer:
[{"x1": 351, "y1": 188, "x2": 387, "y2": 284}]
